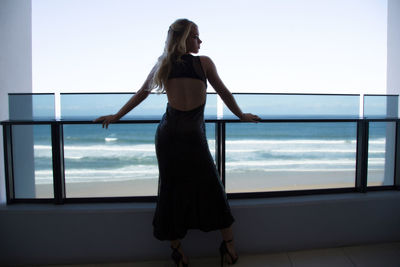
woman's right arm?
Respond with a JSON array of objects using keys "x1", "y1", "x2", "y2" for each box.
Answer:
[{"x1": 94, "y1": 67, "x2": 155, "y2": 128}]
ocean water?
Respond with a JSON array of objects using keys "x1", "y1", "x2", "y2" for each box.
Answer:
[{"x1": 32, "y1": 121, "x2": 389, "y2": 185}]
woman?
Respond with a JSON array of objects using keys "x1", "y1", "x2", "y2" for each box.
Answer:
[{"x1": 95, "y1": 18, "x2": 260, "y2": 267}]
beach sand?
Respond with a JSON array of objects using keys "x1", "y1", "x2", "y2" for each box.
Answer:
[
  {"x1": 226, "y1": 170, "x2": 355, "y2": 193},
  {"x1": 35, "y1": 170, "x2": 385, "y2": 199},
  {"x1": 35, "y1": 178, "x2": 158, "y2": 198}
]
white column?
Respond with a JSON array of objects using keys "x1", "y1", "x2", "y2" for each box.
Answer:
[
  {"x1": 384, "y1": 0, "x2": 400, "y2": 186},
  {"x1": 0, "y1": 0, "x2": 33, "y2": 202},
  {"x1": 387, "y1": 0, "x2": 400, "y2": 96}
]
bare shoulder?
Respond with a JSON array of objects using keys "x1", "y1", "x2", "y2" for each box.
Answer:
[
  {"x1": 199, "y1": 55, "x2": 213, "y2": 66},
  {"x1": 198, "y1": 55, "x2": 216, "y2": 76}
]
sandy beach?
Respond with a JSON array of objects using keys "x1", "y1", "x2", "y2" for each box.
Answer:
[
  {"x1": 36, "y1": 178, "x2": 158, "y2": 198},
  {"x1": 34, "y1": 169, "x2": 385, "y2": 199}
]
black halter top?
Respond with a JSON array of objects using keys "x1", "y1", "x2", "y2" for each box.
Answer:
[{"x1": 168, "y1": 54, "x2": 207, "y2": 87}]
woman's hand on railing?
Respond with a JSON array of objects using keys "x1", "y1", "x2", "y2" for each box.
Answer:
[
  {"x1": 93, "y1": 114, "x2": 120, "y2": 129},
  {"x1": 240, "y1": 113, "x2": 261, "y2": 122}
]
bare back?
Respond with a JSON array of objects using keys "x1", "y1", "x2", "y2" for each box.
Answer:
[{"x1": 165, "y1": 78, "x2": 206, "y2": 111}]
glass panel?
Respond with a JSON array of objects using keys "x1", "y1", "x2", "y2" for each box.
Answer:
[
  {"x1": 364, "y1": 95, "x2": 398, "y2": 118},
  {"x1": 204, "y1": 93, "x2": 218, "y2": 118},
  {"x1": 61, "y1": 93, "x2": 219, "y2": 120},
  {"x1": 223, "y1": 94, "x2": 360, "y2": 119},
  {"x1": 225, "y1": 122, "x2": 357, "y2": 193},
  {"x1": 63, "y1": 122, "x2": 216, "y2": 197},
  {"x1": 12, "y1": 125, "x2": 54, "y2": 198},
  {"x1": 60, "y1": 93, "x2": 163, "y2": 120},
  {"x1": 206, "y1": 123, "x2": 216, "y2": 162},
  {"x1": 9, "y1": 94, "x2": 55, "y2": 120},
  {"x1": 367, "y1": 122, "x2": 395, "y2": 186},
  {"x1": 63, "y1": 123, "x2": 159, "y2": 197}
]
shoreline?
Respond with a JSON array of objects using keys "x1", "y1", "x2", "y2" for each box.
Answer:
[{"x1": 35, "y1": 170, "x2": 384, "y2": 198}]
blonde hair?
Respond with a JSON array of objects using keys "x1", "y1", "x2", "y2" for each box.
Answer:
[{"x1": 149, "y1": 19, "x2": 196, "y2": 92}]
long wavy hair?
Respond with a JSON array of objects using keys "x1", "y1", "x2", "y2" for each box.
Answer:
[{"x1": 149, "y1": 19, "x2": 196, "y2": 92}]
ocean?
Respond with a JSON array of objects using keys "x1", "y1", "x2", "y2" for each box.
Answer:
[{"x1": 32, "y1": 121, "x2": 389, "y2": 186}]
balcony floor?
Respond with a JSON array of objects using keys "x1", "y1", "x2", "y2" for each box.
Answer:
[{"x1": 43, "y1": 242, "x2": 400, "y2": 267}]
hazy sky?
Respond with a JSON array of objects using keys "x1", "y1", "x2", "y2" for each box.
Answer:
[{"x1": 32, "y1": 0, "x2": 388, "y2": 94}]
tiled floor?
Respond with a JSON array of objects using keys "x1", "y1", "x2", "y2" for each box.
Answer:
[{"x1": 48, "y1": 242, "x2": 400, "y2": 267}]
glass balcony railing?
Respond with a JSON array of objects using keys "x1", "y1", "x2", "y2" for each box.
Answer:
[
  {"x1": 364, "y1": 94, "x2": 399, "y2": 118},
  {"x1": 223, "y1": 93, "x2": 360, "y2": 118},
  {"x1": 225, "y1": 122, "x2": 358, "y2": 193},
  {"x1": 8, "y1": 93, "x2": 55, "y2": 120},
  {"x1": 2, "y1": 93, "x2": 399, "y2": 204},
  {"x1": 60, "y1": 93, "x2": 219, "y2": 120}
]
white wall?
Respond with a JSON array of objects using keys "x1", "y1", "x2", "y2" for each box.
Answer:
[
  {"x1": 1, "y1": 192, "x2": 400, "y2": 265},
  {"x1": 387, "y1": 0, "x2": 400, "y2": 95},
  {"x1": 0, "y1": 0, "x2": 33, "y2": 204},
  {"x1": 384, "y1": 0, "x2": 400, "y2": 185}
]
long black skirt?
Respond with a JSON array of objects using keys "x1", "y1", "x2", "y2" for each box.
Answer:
[{"x1": 152, "y1": 103, "x2": 234, "y2": 241}]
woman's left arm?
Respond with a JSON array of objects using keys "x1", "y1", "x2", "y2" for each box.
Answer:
[{"x1": 200, "y1": 56, "x2": 260, "y2": 122}]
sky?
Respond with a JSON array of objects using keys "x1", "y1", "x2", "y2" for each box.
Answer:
[{"x1": 32, "y1": 0, "x2": 388, "y2": 94}]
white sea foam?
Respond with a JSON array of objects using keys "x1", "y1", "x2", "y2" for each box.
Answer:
[
  {"x1": 270, "y1": 149, "x2": 355, "y2": 153},
  {"x1": 64, "y1": 144, "x2": 155, "y2": 152},
  {"x1": 33, "y1": 137, "x2": 388, "y2": 184},
  {"x1": 34, "y1": 137, "x2": 387, "y2": 160},
  {"x1": 226, "y1": 139, "x2": 356, "y2": 145},
  {"x1": 226, "y1": 159, "x2": 357, "y2": 167},
  {"x1": 66, "y1": 156, "x2": 84, "y2": 160},
  {"x1": 34, "y1": 157, "x2": 386, "y2": 184},
  {"x1": 35, "y1": 144, "x2": 155, "y2": 152},
  {"x1": 369, "y1": 138, "x2": 386, "y2": 144},
  {"x1": 226, "y1": 158, "x2": 384, "y2": 171},
  {"x1": 35, "y1": 165, "x2": 159, "y2": 184},
  {"x1": 34, "y1": 144, "x2": 156, "y2": 159}
]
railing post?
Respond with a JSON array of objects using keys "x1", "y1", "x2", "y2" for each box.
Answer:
[
  {"x1": 3, "y1": 124, "x2": 15, "y2": 204},
  {"x1": 215, "y1": 122, "x2": 226, "y2": 187},
  {"x1": 51, "y1": 122, "x2": 66, "y2": 204},
  {"x1": 395, "y1": 121, "x2": 400, "y2": 189},
  {"x1": 355, "y1": 120, "x2": 369, "y2": 192}
]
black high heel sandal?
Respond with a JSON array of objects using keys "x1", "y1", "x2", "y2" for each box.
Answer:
[
  {"x1": 171, "y1": 242, "x2": 189, "y2": 267},
  {"x1": 219, "y1": 239, "x2": 239, "y2": 266}
]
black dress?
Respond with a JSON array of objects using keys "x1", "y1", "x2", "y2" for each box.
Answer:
[{"x1": 152, "y1": 54, "x2": 235, "y2": 241}]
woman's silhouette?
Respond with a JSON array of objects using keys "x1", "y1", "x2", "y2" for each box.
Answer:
[{"x1": 95, "y1": 18, "x2": 260, "y2": 267}]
